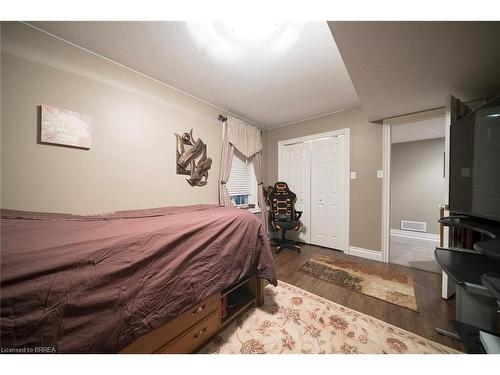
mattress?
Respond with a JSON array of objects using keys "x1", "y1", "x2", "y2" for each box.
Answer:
[{"x1": 0, "y1": 204, "x2": 276, "y2": 353}]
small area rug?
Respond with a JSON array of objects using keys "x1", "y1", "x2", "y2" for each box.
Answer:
[
  {"x1": 300, "y1": 255, "x2": 418, "y2": 311},
  {"x1": 199, "y1": 281, "x2": 458, "y2": 354}
]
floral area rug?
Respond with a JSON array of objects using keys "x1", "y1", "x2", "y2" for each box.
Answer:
[
  {"x1": 199, "y1": 281, "x2": 459, "y2": 354},
  {"x1": 300, "y1": 255, "x2": 418, "y2": 311}
]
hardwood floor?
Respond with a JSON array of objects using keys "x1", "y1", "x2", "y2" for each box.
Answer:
[{"x1": 273, "y1": 243, "x2": 464, "y2": 351}]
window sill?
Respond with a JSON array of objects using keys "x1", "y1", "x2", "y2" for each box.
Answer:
[{"x1": 235, "y1": 206, "x2": 261, "y2": 214}]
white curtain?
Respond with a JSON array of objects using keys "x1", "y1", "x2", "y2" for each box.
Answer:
[
  {"x1": 226, "y1": 117, "x2": 263, "y2": 159},
  {"x1": 251, "y1": 151, "x2": 268, "y2": 236},
  {"x1": 218, "y1": 122, "x2": 235, "y2": 206},
  {"x1": 218, "y1": 117, "x2": 267, "y2": 233}
]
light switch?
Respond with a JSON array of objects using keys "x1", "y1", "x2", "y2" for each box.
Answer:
[
  {"x1": 350, "y1": 171, "x2": 357, "y2": 179},
  {"x1": 377, "y1": 170, "x2": 384, "y2": 179}
]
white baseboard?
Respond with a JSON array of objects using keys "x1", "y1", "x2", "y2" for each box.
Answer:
[
  {"x1": 348, "y1": 246, "x2": 383, "y2": 262},
  {"x1": 390, "y1": 228, "x2": 439, "y2": 242}
]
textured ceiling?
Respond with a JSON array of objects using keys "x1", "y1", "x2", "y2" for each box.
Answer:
[
  {"x1": 28, "y1": 21, "x2": 359, "y2": 128},
  {"x1": 329, "y1": 21, "x2": 500, "y2": 122}
]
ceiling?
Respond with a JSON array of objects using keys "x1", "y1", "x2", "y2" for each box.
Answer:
[
  {"x1": 391, "y1": 117, "x2": 445, "y2": 144},
  {"x1": 28, "y1": 21, "x2": 360, "y2": 128},
  {"x1": 329, "y1": 21, "x2": 500, "y2": 122}
]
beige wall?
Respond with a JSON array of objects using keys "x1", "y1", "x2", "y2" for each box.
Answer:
[
  {"x1": 0, "y1": 22, "x2": 231, "y2": 214},
  {"x1": 265, "y1": 108, "x2": 383, "y2": 251},
  {"x1": 390, "y1": 138, "x2": 445, "y2": 234}
]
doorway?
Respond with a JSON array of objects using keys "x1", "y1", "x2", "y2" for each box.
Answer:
[
  {"x1": 384, "y1": 113, "x2": 446, "y2": 273},
  {"x1": 278, "y1": 129, "x2": 350, "y2": 252}
]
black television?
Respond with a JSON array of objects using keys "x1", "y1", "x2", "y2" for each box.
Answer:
[{"x1": 449, "y1": 96, "x2": 500, "y2": 222}]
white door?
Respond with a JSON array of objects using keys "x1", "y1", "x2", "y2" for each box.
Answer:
[
  {"x1": 281, "y1": 142, "x2": 311, "y2": 243},
  {"x1": 310, "y1": 136, "x2": 347, "y2": 251}
]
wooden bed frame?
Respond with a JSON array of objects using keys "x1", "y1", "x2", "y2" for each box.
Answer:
[{"x1": 120, "y1": 276, "x2": 264, "y2": 354}]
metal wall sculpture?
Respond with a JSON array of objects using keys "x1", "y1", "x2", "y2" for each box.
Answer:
[{"x1": 175, "y1": 129, "x2": 212, "y2": 187}]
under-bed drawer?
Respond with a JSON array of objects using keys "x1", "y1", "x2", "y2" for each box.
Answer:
[
  {"x1": 170, "y1": 293, "x2": 219, "y2": 337},
  {"x1": 157, "y1": 310, "x2": 219, "y2": 354},
  {"x1": 121, "y1": 293, "x2": 219, "y2": 353}
]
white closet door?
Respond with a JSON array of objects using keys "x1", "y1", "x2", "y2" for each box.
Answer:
[
  {"x1": 282, "y1": 143, "x2": 311, "y2": 243},
  {"x1": 310, "y1": 136, "x2": 347, "y2": 251}
]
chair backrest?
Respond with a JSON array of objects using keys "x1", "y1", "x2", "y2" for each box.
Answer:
[{"x1": 267, "y1": 182, "x2": 297, "y2": 222}]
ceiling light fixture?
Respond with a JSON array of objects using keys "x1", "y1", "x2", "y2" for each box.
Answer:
[
  {"x1": 218, "y1": 20, "x2": 279, "y2": 41},
  {"x1": 186, "y1": 21, "x2": 302, "y2": 62}
]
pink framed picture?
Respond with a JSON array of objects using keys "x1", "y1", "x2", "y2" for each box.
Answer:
[{"x1": 40, "y1": 105, "x2": 92, "y2": 149}]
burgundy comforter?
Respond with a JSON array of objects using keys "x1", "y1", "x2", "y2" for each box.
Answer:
[{"x1": 0, "y1": 205, "x2": 276, "y2": 353}]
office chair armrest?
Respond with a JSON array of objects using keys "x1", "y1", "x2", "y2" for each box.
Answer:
[{"x1": 295, "y1": 211, "x2": 303, "y2": 220}]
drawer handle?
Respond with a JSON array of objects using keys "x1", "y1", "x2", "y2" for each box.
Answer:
[
  {"x1": 192, "y1": 304, "x2": 207, "y2": 315},
  {"x1": 193, "y1": 327, "x2": 207, "y2": 339}
]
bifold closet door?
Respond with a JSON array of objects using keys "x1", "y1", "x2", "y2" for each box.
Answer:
[
  {"x1": 310, "y1": 136, "x2": 347, "y2": 251},
  {"x1": 281, "y1": 143, "x2": 311, "y2": 243}
]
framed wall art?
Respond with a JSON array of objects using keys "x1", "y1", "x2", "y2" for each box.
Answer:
[
  {"x1": 40, "y1": 105, "x2": 92, "y2": 149},
  {"x1": 175, "y1": 129, "x2": 212, "y2": 187}
]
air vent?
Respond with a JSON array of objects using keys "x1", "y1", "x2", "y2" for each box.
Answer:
[{"x1": 400, "y1": 220, "x2": 426, "y2": 232}]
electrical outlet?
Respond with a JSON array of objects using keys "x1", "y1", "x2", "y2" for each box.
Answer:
[
  {"x1": 350, "y1": 171, "x2": 357, "y2": 179},
  {"x1": 377, "y1": 170, "x2": 384, "y2": 179}
]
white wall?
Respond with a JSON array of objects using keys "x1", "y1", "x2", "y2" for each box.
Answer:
[
  {"x1": 1, "y1": 22, "x2": 226, "y2": 214},
  {"x1": 390, "y1": 138, "x2": 445, "y2": 234}
]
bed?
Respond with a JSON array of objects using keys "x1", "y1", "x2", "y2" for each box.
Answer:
[{"x1": 0, "y1": 204, "x2": 277, "y2": 353}]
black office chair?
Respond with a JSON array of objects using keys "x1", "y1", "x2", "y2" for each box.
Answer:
[{"x1": 267, "y1": 182, "x2": 303, "y2": 254}]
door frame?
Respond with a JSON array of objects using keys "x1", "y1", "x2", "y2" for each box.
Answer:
[
  {"x1": 277, "y1": 128, "x2": 350, "y2": 252},
  {"x1": 381, "y1": 108, "x2": 447, "y2": 263}
]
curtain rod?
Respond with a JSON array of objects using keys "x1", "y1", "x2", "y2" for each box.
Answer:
[{"x1": 217, "y1": 114, "x2": 263, "y2": 135}]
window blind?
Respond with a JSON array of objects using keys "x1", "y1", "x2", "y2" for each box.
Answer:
[{"x1": 227, "y1": 150, "x2": 252, "y2": 196}]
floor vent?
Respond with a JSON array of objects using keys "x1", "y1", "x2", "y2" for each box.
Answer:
[{"x1": 400, "y1": 220, "x2": 426, "y2": 232}]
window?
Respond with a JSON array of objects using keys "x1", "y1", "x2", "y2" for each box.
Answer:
[{"x1": 227, "y1": 149, "x2": 259, "y2": 211}]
